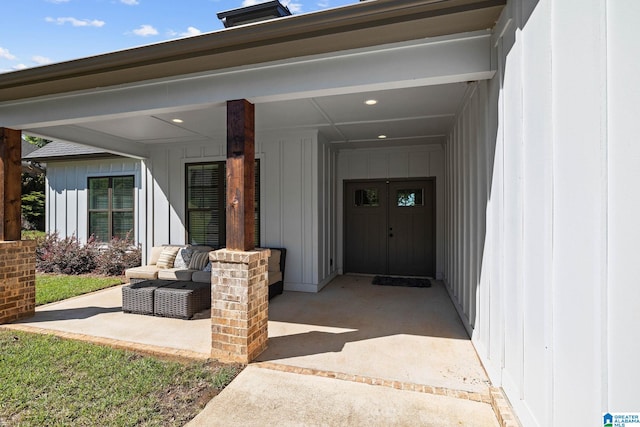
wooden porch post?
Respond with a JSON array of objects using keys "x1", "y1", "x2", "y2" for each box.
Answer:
[
  {"x1": 0, "y1": 128, "x2": 35, "y2": 324},
  {"x1": 0, "y1": 127, "x2": 22, "y2": 241},
  {"x1": 226, "y1": 99, "x2": 255, "y2": 251},
  {"x1": 210, "y1": 100, "x2": 268, "y2": 363}
]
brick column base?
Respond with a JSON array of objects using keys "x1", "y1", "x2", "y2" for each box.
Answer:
[
  {"x1": 210, "y1": 248, "x2": 270, "y2": 363},
  {"x1": 0, "y1": 240, "x2": 36, "y2": 324}
]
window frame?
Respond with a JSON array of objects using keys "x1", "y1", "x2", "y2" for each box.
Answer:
[{"x1": 87, "y1": 175, "x2": 135, "y2": 241}]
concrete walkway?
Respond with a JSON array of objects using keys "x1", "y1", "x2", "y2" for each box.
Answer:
[
  {"x1": 3, "y1": 275, "x2": 499, "y2": 426},
  {"x1": 187, "y1": 365, "x2": 498, "y2": 427},
  {"x1": 187, "y1": 275, "x2": 499, "y2": 426}
]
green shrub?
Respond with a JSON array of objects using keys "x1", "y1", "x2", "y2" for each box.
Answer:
[{"x1": 21, "y1": 191, "x2": 45, "y2": 230}]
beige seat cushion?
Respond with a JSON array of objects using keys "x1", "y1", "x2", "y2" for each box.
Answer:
[
  {"x1": 125, "y1": 265, "x2": 159, "y2": 280},
  {"x1": 268, "y1": 249, "x2": 281, "y2": 272},
  {"x1": 148, "y1": 246, "x2": 165, "y2": 265},
  {"x1": 158, "y1": 268, "x2": 196, "y2": 281},
  {"x1": 268, "y1": 271, "x2": 282, "y2": 286}
]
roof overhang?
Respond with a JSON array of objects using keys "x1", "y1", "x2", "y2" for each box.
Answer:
[
  {"x1": 26, "y1": 153, "x2": 119, "y2": 162},
  {"x1": 0, "y1": 0, "x2": 505, "y2": 102}
]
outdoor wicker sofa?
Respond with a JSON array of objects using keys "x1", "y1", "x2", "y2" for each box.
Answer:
[{"x1": 122, "y1": 246, "x2": 286, "y2": 319}]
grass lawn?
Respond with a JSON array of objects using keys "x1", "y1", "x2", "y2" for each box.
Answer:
[
  {"x1": 36, "y1": 274, "x2": 123, "y2": 306},
  {"x1": 21, "y1": 230, "x2": 46, "y2": 240},
  {"x1": 0, "y1": 330, "x2": 242, "y2": 426}
]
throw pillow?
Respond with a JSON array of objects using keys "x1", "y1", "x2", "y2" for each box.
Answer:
[
  {"x1": 173, "y1": 247, "x2": 194, "y2": 269},
  {"x1": 203, "y1": 262, "x2": 212, "y2": 272},
  {"x1": 156, "y1": 246, "x2": 180, "y2": 269},
  {"x1": 148, "y1": 246, "x2": 165, "y2": 265},
  {"x1": 189, "y1": 251, "x2": 210, "y2": 270}
]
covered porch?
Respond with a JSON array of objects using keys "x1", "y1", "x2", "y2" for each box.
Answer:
[
  {"x1": 4, "y1": 274, "x2": 492, "y2": 397},
  {"x1": 0, "y1": 0, "x2": 503, "y2": 355}
]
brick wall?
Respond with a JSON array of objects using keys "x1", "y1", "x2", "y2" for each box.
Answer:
[
  {"x1": 0, "y1": 240, "x2": 36, "y2": 324},
  {"x1": 210, "y1": 248, "x2": 270, "y2": 363}
]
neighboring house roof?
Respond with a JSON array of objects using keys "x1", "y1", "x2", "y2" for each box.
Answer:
[
  {"x1": 23, "y1": 141, "x2": 117, "y2": 162},
  {"x1": 21, "y1": 139, "x2": 39, "y2": 157},
  {"x1": 0, "y1": 0, "x2": 506, "y2": 102},
  {"x1": 21, "y1": 139, "x2": 44, "y2": 175}
]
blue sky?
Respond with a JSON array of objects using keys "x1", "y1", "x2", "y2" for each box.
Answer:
[{"x1": 1, "y1": 0, "x2": 356, "y2": 73}]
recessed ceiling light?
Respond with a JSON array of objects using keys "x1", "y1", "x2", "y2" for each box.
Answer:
[
  {"x1": 378, "y1": 134, "x2": 387, "y2": 139},
  {"x1": 172, "y1": 118, "x2": 184, "y2": 123},
  {"x1": 365, "y1": 99, "x2": 378, "y2": 106}
]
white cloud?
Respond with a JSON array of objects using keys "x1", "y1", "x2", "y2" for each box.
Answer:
[
  {"x1": 0, "y1": 64, "x2": 30, "y2": 74},
  {"x1": 167, "y1": 26, "x2": 201, "y2": 38},
  {"x1": 45, "y1": 17, "x2": 105, "y2": 27},
  {"x1": 181, "y1": 26, "x2": 202, "y2": 37},
  {"x1": 120, "y1": 0, "x2": 139, "y2": 5},
  {"x1": 281, "y1": 1, "x2": 303, "y2": 13},
  {"x1": 32, "y1": 56, "x2": 52, "y2": 65},
  {"x1": 317, "y1": 1, "x2": 329, "y2": 7},
  {"x1": 132, "y1": 24, "x2": 158, "y2": 36},
  {"x1": 0, "y1": 47, "x2": 16, "y2": 60}
]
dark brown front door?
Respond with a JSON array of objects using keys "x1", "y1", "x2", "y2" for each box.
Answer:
[{"x1": 344, "y1": 179, "x2": 436, "y2": 277}]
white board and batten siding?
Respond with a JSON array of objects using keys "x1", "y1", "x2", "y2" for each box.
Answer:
[
  {"x1": 337, "y1": 145, "x2": 446, "y2": 278},
  {"x1": 145, "y1": 130, "x2": 338, "y2": 293},
  {"x1": 45, "y1": 158, "x2": 144, "y2": 247},
  {"x1": 444, "y1": 1, "x2": 640, "y2": 426},
  {"x1": 44, "y1": 131, "x2": 337, "y2": 292}
]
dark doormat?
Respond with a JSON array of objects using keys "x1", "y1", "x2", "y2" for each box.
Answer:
[{"x1": 371, "y1": 276, "x2": 432, "y2": 288}]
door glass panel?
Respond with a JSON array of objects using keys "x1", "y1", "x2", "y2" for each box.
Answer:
[
  {"x1": 355, "y1": 189, "x2": 379, "y2": 207},
  {"x1": 396, "y1": 189, "x2": 423, "y2": 207}
]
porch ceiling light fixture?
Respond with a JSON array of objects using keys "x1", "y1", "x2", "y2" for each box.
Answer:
[
  {"x1": 171, "y1": 118, "x2": 184, "y2": 123},
  {"x1": 365, "y1": 99, "x2": 378, "y2": 105},
  {"x1": 378, "y1": 134, "x2": 387, "y2": 139}
]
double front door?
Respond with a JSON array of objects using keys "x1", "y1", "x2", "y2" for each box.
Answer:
[{"x1": 344, "y1": 178, "x2": 436, "y2": 277}]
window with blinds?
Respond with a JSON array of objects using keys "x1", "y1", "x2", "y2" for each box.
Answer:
[
  {"x1": 185, "y1": 160, "x2": 260, "y2": 247},
  {"x1": 88, "y1": 176, "x2": 135, "y2": 241}
]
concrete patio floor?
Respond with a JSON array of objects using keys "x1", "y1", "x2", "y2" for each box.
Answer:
[
  {"x1": 5, "y1": 284, "x2": 212, "y2": 357},
  {"x1": 3, "y1": 274, "x2": 500, "y2": 426},
  {"x1": 258, "y1": 274, "x2": 490, "y2": 394}
]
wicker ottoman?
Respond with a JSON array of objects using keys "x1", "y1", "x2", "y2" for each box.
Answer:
[
  {"x1": 153, "y1": 281, "x2": 211, "y2": 319},
  {"x1": 122, "y1": 279, "x2": 173, "y2": 315}
]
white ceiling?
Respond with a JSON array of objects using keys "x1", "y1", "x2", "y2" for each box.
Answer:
[{"x1": 71, "y1": 82, "x2": 470, "y2": 152}]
